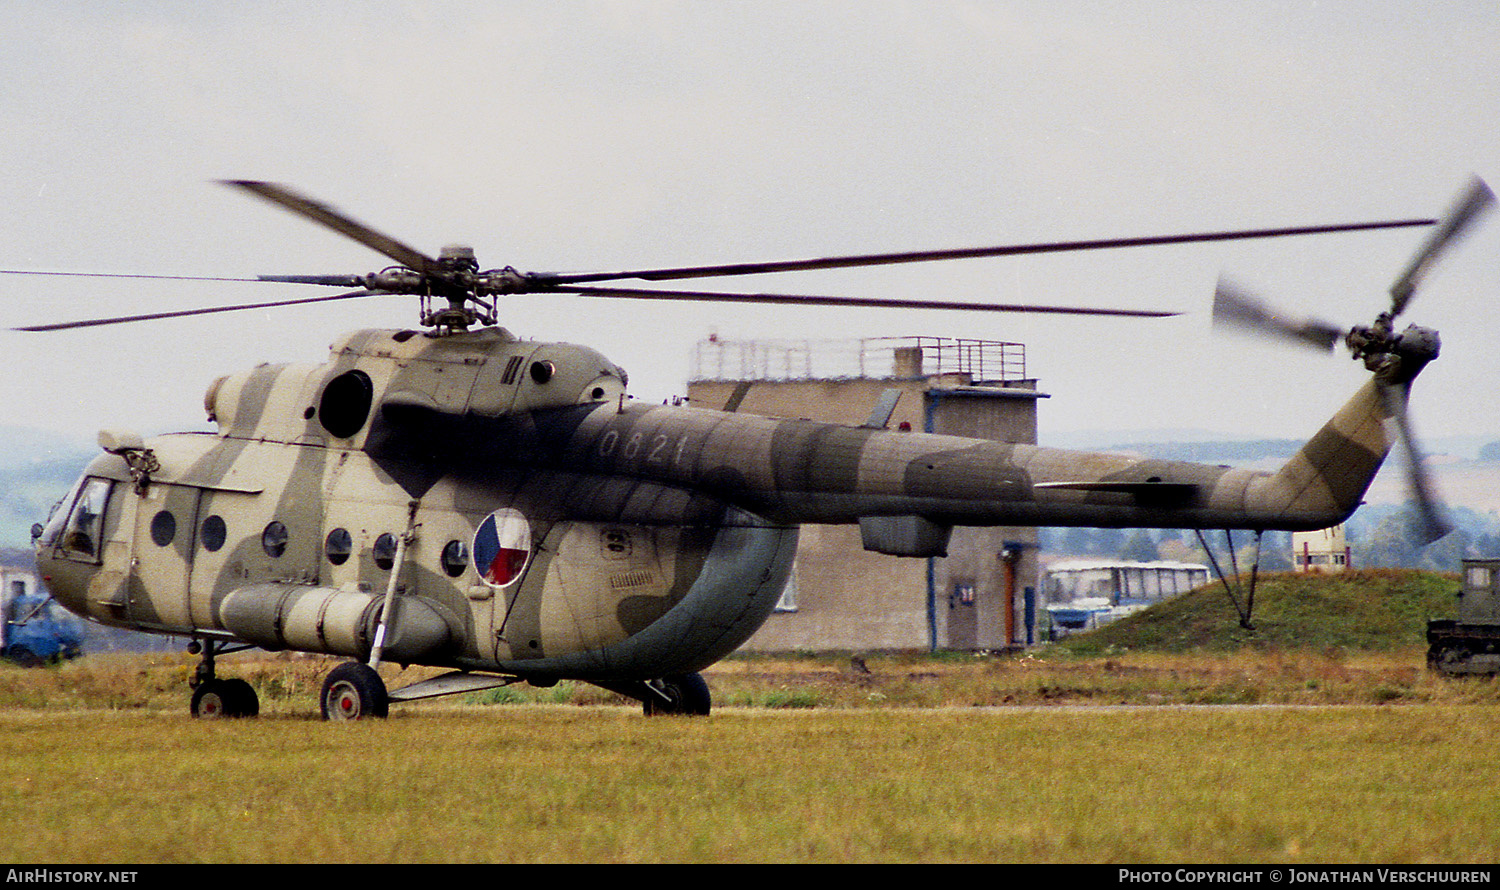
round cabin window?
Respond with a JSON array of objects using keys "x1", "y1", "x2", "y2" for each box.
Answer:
[
  {"x1": 201, "y1": 515, "x2": 228, "y2": 552},
  {"x1": 373, "y1": 533, "x2": 398, "y2": 571},
  {"x1": 261, "y1": 521, "x2": 289, "y2": 558},
  {"x1": 325, "y1": 528, "x2": 352, "y2": 566},
  {"x1": 441, "y1": 540, "x2": 470, "y2": 578},
  {"x1": 150, "y1": 510, "x2": 176, "y2": 547}
]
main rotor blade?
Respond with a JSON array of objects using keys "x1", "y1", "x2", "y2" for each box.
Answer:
[
  {"x1": 1211, "y1": 278, "x2": 1345, "y2": 350},
  {"x1": 0, "y1": 270, "x2": 371, "y2": 288},
  {"x1": 221, "y1": 180, "x2": 439, "y2": 275},
  {"x1": 1389, "y1": 177, "x2": 1495, "y2": 317},
  {"x1": 536, "y1": 219, "x2": 1436, "y2": 287},
  {"x1": 0, "y1": 269, "x2": 266, "y2": 282},
  {"x1": 257, "y1": 274, "x2": 367, "y2": 286},
  {"x1": 549, "y1": 285, "x2": 1178, "y2": 317},
  {"x1": 13, "y1": 289, "x2": 383, "y2": 332}
]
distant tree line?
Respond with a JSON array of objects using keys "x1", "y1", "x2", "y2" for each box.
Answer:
[
  {"x1": 0, "y1": 455, "x2": 89, "y2": 549},
  {"x1": 1345, "y1": 503, "x2": 1500, "y2": 572},
  {"x1": 1038, "y1": 526, "x2": 1294, "y2": 572},
  {"x1": 1040, "y1": 501, "x2": 1500, "y2": 574}
]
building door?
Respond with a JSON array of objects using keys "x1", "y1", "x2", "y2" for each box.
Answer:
[{"x1": 947, "y1": 579, "x2": 977, "y2": 650}]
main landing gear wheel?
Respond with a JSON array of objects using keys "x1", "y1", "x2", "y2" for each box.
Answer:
[
  {"x1": 320, "y1": 662, "x2": 389, "y2": 721},
  {"x1": 642, "y1": 672, "x2": 711, "y2": 716},
  {"x1": 191, "y1": 678, "x2": 259, "y2": 718}
]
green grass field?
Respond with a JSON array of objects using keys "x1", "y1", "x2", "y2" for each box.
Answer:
[
  {"x1": 2, "y1": 705, "x2": 1498, "y2": 863},
  {"x1": 2, "y1": 569, "x2": 1495, "y2": 863}
]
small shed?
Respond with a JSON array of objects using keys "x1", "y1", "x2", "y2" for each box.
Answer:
[{"x1": 1292, "y1": 525, "x2": 1350, "y2": 573}]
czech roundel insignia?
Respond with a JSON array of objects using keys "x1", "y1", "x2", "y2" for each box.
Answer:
[{"x1": 473, "y1": 509, "x2": 532, "y2": 589}]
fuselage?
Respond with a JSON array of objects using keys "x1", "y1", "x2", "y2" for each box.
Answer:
[{"x1": 33, "y1": 327, "x2": 1403, "y2": 681}]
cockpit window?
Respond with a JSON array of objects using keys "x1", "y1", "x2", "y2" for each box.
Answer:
[
  {"x1": 36, "y1": 495, "x2": 71, "y2": 550},
  {"x1": 55, "y1": 477, "x2": 114, "y2": 563}
]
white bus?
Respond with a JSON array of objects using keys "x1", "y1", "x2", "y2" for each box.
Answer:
[{"x1": 1042, "y1": 560, "x2": 1210, "y2": 635}]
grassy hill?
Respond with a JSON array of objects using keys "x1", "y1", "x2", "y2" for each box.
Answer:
[{"x1": 1053, "y1": 569, "x2": 1460, "y2": 656}]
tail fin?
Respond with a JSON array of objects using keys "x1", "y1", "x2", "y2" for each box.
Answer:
[
  {"x1": 1247, "y1": 378, "x2": 1394, "y2": 530},
  {"x1": 1248, "y1": 334, "x2": 1436, "y2": 530}
]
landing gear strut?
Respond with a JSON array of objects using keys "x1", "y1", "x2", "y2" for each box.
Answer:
[
  {"x1": 187, "y1": 639, "x2": 259, "y2": 718},
  {"x1": 317, "y1": 502, "x2": 409, "y2": 721}
]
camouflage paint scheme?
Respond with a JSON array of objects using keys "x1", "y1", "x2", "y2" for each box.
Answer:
[{"x1": 34, "y1": 323, "x2": 1418, "y2": 687}]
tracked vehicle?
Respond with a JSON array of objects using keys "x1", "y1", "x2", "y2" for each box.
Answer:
[{"x1": 1427, "y1": 558, "x2": 1500, "y2": 675}]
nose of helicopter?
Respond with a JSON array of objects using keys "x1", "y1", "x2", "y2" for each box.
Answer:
[
  {"x1": 31, "y1": 553, "x2": 98, "y2": 624},
  {"x1": 30, "y1": 477, "x2": 112, "y2": 624}
]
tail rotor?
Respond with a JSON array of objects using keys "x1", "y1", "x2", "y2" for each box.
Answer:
[{"x1": 1212, "y1": 178, "x2": 1494, "y2": 544}]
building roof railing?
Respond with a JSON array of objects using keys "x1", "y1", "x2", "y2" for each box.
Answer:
[{"x1": 690, "y1": 336, "x2": 1026, "y2": 383}]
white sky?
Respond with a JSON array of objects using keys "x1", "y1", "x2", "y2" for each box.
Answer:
[{"x1": 3, "y1": 1, "x2": 1498, "y2": 450}]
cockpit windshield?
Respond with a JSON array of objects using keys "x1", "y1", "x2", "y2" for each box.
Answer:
[{"x1": 41, "y1": 477, "x2": 114, "y2": 563}]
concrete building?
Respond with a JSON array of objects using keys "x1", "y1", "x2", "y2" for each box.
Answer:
[
  {"x1": 1292, "y1": 524, "x2": 1350, "y2": 573},
  {"x1": 687, "y1": 336, "x2": 1044, "y2": 652}
]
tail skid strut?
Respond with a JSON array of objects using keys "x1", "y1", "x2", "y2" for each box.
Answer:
[{"x1": 1195, "y1": 529, "x2": 1264, "y2": 629}]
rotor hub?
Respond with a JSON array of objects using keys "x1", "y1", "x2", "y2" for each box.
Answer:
[{"x1": 1370, "y1": 324, "x2": 1440, "y2": 384}]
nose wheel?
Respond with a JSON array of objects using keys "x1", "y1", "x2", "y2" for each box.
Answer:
[
  {"x1": 190, "y1": 678, "x2": 259, "y2": 718},
  {"x1": 187, "y1": 639, "x2": 259, "y2": 718}
]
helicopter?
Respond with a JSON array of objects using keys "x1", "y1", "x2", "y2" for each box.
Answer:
[{"x1": 13, "y1": 178, "x2": 1491, "y2": 720}]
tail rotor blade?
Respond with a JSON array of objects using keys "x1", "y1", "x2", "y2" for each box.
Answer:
[
  {"x1": 1389, "y1": 177, "x2": 1494, "y2": 318},
  {"x1": 1212, "y1": 278, "x2": 1345, "y2": 351},
  {"x1": 1379, "y1": 381, "x2": 1453, "y2": 546}
]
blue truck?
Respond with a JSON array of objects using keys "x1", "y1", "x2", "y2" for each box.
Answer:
[{"x1": 2, "y1": 567, "x2": 84, "y2": 665}]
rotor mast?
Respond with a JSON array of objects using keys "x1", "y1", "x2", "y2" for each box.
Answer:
[{"x1": 422, "y1": 245, "x2": 487, "y2": 332}]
